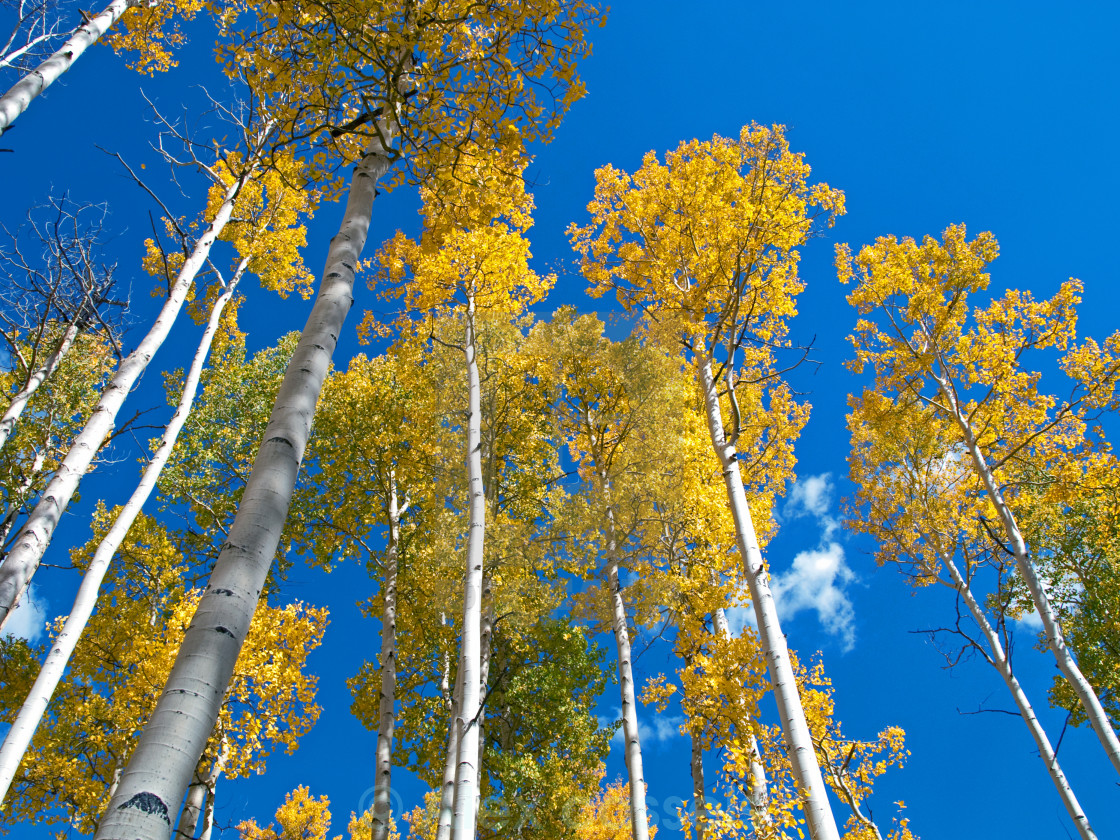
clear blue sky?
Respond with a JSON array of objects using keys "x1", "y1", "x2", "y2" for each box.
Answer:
[{"x1": 2, "y1": 1, "x2": 1119, "y2": 837}]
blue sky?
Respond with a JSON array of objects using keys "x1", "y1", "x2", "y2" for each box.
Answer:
[{"x1": 3, "y1": 0, "x2": 1120, "y2": 837}]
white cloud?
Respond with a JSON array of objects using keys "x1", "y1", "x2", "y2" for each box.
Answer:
[
  {"x1": 1014, "y1": 607, "x2": 1044, "y2": 632},
  {"x1": 723, "y1": 604, "x2": 755, "y2": 637},
  {"x1": 787, "y1": 473, "x2": 833, "y2": 519},
  {"x1": 601, "y1": 709, "x2": 684, "y2": 748},
  {"x1": 772, "y1": 543, "x2": 857, "y2": 652},
  {"x1": 724, "y1": 474, "x2": 858, "y2": 651},
  {"x1": 3, "y1": 585, "x2": 46, "y2": 644},
  {"x1": 786, "y1": 473, "x2": 840, "y2": 541}
]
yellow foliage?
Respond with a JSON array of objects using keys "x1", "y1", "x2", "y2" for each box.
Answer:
[
  {"x1": 0, "y1": 510, "x2": 327, "y2": 834},
  {"x1": 106, "y1": 0, "x2": 210, "y2": 74},
  {"x1": 576, "y1": 779, "x2": 657, "y2": 840}
]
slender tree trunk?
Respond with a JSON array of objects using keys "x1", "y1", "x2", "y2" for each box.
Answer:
[
  {"x1": 371, "y1": 476, "x2": 401, "y2": 840},
  {"x1": 0, "y1": 318, "x2": 81, "y2": 454},
  {"x1": 0, "y1": 265, "x2": 242, "y2": 805},
  {"x1": 436, "y1": 656, "x2": 463, "y2": 840},
  {"x1": 697, "y1": 356, "x2": 839, "y2": 840},
  {"x1": 475, "y1": 598, "x2": 493, "y2": 817},
  {"x1": 0, "y1": 444, "x2": 46, "y2": 553},
  {"x1": 598, "y1": 473, "x2": 650, "y2": 840},
  {"x1": 0, "y1": 0, "x2": 141, "y2": 135},
  {"x1": 685, "y1": 649, "x2": 706, "y2": 840},
  {"x1": 196, "y1": 739, "x2": 228, "y2": 840},
  {"x1": 712, "y1": 607, "x2": 770, "y2": 828},
  {"x1": 940, "y1": 552, "x2": 1096, "y2": 839},
  {"x1": 0, "y1": 177, "x2": 246, "y2": 634},
  {"x1": 175, "y1": 773, "x2": 206, "y2": 840},
  {"x1": 935, "y1": 374, "x2": 1120, "y2": 776},
  {"x1": 94, "y1": 127, "x2": 396, "y2": 840},
  {"x1": 451, "y1": 299, "x2": 486, "y2": 840}
]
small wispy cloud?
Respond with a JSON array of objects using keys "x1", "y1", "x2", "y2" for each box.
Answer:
[
  {"x1": 729, "y1": 474, "x2": 858, "y2": 651},
  {"x1": 1014, "y1": 607, "x2": 1044, "y2": 632},
  {"x1": 785, "y1": 473, "x2": 840, "y2": 541},
  {"x1": 3, "y1": 585, "x2": 46, "y2": 644},
  {"x1": 599, "y1": 709, "x2": 685, "y2": 749},
  {"x1": 773, "y1": 543, "x2": 857, "y2": 651}
]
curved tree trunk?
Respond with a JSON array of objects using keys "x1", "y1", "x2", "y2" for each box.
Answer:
[
  {"x1": 450, "y1": 298, "x2": 486, "y2": 840},
  {"x1": 940, "y1": 551, "x2": 1096, "y2": 839},
  {"x1": 697, "y1": 356, "x2": 840, "y2": 840},
  {"x1": 0, "y1": 0, "x2": 141, "y2": 135},
  {"x1": 93, "y1": 127, "x2": 395, "y2": 840},
  {"x1": 0, "y1": 318, "x2": 82, "y2": 455},
  {"x1": 0, "y1": 176, "x2": 246, "y2": 633},
  {"x1": 0, "y1": 264, "x2": 242, "y2": 805},
  {"x1": 935, "y1": 373, "x2": 1120, "y2": 776}
]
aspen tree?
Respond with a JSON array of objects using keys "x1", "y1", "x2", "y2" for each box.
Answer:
[
  {"x1": 1010, "y1": 461, "x2": 1120, "y2": 730},
  {"x1": 370, "y1": 141, "x2": 552, "y2": 840},
  {"x1": 0, "y1": 197, "x2": 122, "y2": 456},
  {"x1": 0, "y1": 512, "x2": 325, "y2": 834},
  {"x1": 0, "y1": 161, "x2": 313, "y2": 803},
  {"x1": 295, "y1": 349, "x2": 433, "y2": 840},
  {"x1": 840, "y1": 225, "x2": 1120, "y2": 776},
  {"x1": 0, "y1": 0, "x2": 206, "y2": 137},
  {"x1": 0, "y1": 329, "x2": 115, "y2": 556},
  {"x1": 96, "y1": 6, "x2": 596, "y2": 834},
  {"x1": 0, "y1": 118, "x2": 284, "y2": 631},
  {"x1": 571, "y1": 124, "x2": 846, "y2": 840},
  {"x1": 0, "y1": 0, "x2": 65, "y2": 73},
  {"x1": 533, "y1": 310, "x2": 694, "y2": 840}
]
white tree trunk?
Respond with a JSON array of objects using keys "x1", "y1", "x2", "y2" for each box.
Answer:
[
  {"x1": 712, "y1": 607, "x2": 771, "y2": 829},
  {"x1": 697, "y1": 356, "x2": 840, "y2": 840},
  {"x1": 935, "y1": 374, "x2": 1120, "y2": 776},
  {"x1": 0, "y1": 0, "x2": 140, "y2": 135},
  {"x1": 435, "y1": 654, "x2": 463, "y2": 840},
  {"x1": 0, "y1": 318, "x2": 82, "y2": 454},
  {"x1": 0, "y1": 265, "x2": 241, "y2": 805},
  {"x1": 93, "y1": 128, "x2": 396, "y2": 840},
  {"x1": 940, "y1": 552, "x2": 1096, "y2": 839},
  {"x1": 450, "y1": 301, "x2": 486, "y2": 840},
  {"x1": 0, "y1": 177, "x2": 245, "y2": 634},
  {"x1": 475, "y1": 599, "x2": 493, "y2": 817},
  {"x1": 371, "y1": 478, "x2": 401, "y2": 840},
  {"x1": 196, "y1": 739, "x2": 228, "y2": 840},
  {"x1": 0, "y1": 445, "x2": 46, "y2": 551},
  {"x1": 174, "y1": 775, "x2": 205, "y2": 840},
  {"x1": 598, "y1": 475, "x2": 650, "y2": 840}
]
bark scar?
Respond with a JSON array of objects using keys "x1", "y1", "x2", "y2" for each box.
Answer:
[{"x1": 117, "y1": 792, "x2": 170, "y2": 824}]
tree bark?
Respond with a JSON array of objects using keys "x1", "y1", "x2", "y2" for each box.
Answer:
[
  {"x1": 435, "y1": 652, "x2": 463, "y2": 840},
  {"x1": 697, "y1": 356, "x2": 840, "y2": 840},
  {"x1": 0, "y1": 0, "x2": 141, "y2": 135},
  {"x1": 450, "y1": 298, "x2": 486, "y2": 840},
  {"x1": 174, "y1": 774, "x2": 205, "y2": 840},
  {"x1": 93, "y1": 127, "x2": 395, "y2": 840},
  {"x1": 0, "y1": 263, "x2": 242, "y2": 805},
  {"x1": 0, "y1": 318, "x2": 81, "y2": 454},
  {"x1": 0, "y1": 176, "x2": 245, "y2": 633},
  {"x1": 597, "y1": 474, "x2": 650, "y2": 840},
  {"x1": 935, "y1": 373, "x2": 1120, "y2": 776},
  {"x1": 371, "y1": 475, "x2": 401, "y2": 840},
  {"x1": 940, "y1": 551, "x2": 1097, "y2": 840}
]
